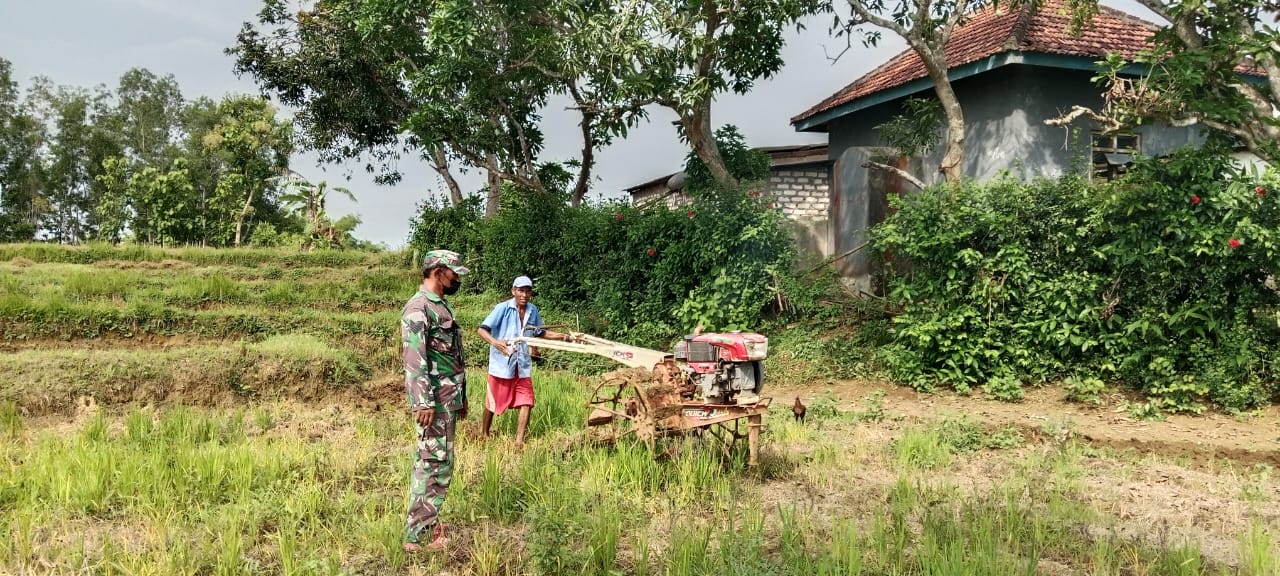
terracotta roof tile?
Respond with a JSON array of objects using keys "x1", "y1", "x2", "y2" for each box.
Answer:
[{"x1": 792, "y1": 0, "x2": 1160, "y2": 126}]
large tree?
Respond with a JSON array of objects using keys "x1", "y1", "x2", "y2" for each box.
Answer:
[
  {"x1": 230, "y1": 0, "x2": 818, "y2": 211},
  {"x1": 0, "y1": 58, "x2": 43, "y2": 241},
  {"x1": 24, "y1": 78, "x2": 121, "y2": 242},
  {"x1": 201, "y1": 94, "x2": 294, "y2": 246},
  {"x1": 596, "y1": 0, "x2": 820, "y2": 187},
  {"x1": 109, "y1": 68, "x2": 185, "y2": 168},
  {"x1": 831, "y1": 0, "x2": 977, "y2": 183},
  {"x1": 231, "y1": 0, "x2": 567, "y2": 214}
]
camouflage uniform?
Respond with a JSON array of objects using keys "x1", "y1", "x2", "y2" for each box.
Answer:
[{"x1": 401, "y1": 250, "x2": 469, "y2": 545}]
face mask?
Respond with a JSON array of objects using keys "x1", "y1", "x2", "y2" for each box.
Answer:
[{"x1": 443, "y1": 276, "x2": 461, "y2": 296}]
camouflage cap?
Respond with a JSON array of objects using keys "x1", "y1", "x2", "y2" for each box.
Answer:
[{"x1": 422, "y1": 249, "x2": 470, "y2": 275}]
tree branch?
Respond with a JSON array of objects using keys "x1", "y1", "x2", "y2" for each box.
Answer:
[
  {"x1": 940, "y1": 0, "x2": 973, "y2": 43},
  {"x1": 1134, "y1": 0, "x2": 1175, "y2": 23},
  {"x1": 428, "y1": 145, "x2": 464, "y2": 205},
  {"x1": 1137, "y1": 0, "x2": 1203, "y2": 49},
  {"x1": 696, "y1": 0, "x2": 721, "y2": 78},
  {"x1": 863, "y1": 160, "x2": 926, "y2": 190},
  {"x1": 566, "y1": 81, "x2": 595, "y2": 207},
  {"x1": 498, "y1": 101, "x2": 542, "y2": 191},
  {"x1": 915, "y1": 0, "x2": 932, "y2": 41},
  {"x1": 1043, "y1": 104, "x2": 1123, "y2": 133},
  {"x1": 1229, "y1": 79, "x2": 1280, "y2": 133},
  {"x1": 1044, "y1": 104, "x2": 1261, "y2": 152},
  {"x1": 452, "y1": 146, "x2": 526, "y2": 189},
  {"x1": 847, "y1": 2, "x2": 912, "y2": 39}
]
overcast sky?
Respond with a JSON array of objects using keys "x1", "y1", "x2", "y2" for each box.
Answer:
[{"x1": 0, "y1": 0, "x2": 1156, "y2": 248}]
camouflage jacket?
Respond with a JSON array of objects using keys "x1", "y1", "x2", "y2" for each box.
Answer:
[{"x1": 401, "y1": 288, "x2": 467, "y2": 413}]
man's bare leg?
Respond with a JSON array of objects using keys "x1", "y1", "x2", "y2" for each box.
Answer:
[
  {"x1": 515, "y1": 406, "x2": 531, "y2": 447},
  {"x1": 480, "y1": 408, "x2": 494, "y2": 438}
]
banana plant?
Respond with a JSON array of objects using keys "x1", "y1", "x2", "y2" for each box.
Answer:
[{"x1": 270, "y1": 173, "x2": 357, "y2": 249}]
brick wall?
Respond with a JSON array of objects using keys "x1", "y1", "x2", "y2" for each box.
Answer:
[
  {"x1": 627, "y1": 163, "x2": 833, "y2": 259},
  {"x1": 767, "y1": 166, "x2": 830, "y2": 222}
]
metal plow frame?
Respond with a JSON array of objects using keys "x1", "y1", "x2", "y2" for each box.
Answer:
[{"x1": 511, "y1": 333, "x2": 772, "y2": 465}]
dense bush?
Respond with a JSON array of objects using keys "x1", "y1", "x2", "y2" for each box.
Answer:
[
  {"x1": 875, "y1": 145, "x2": 1280, "y2": 412},
  {"x1": 406, "y1": 127, "x2": 804, "y2": 348}
]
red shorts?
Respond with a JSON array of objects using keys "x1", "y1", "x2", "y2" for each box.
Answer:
[{"x1": 485, "y1": 375, "x2": 534, "y2": 416}]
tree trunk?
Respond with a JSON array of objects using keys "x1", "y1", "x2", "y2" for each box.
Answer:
[
  {"x1": 429, "y1": 146, "x2": 465, "y2": 206},
  {"x1": 571, "y1": 113, "x2": 595, "y2": 207},
  {"x1": 234, "y1": 188, "x2": 254, "y2": 247},
  {"x1": 199, "y1": 185, "x2": 208, "y2": 247},
  {"x1": 306, "y1": 191, "x2": 318, "y2": 233},
  {"x1": 484, "y1": 163, "x2": 502, "y2": 217},
  {"x1": 919, "y1": 46, "x2": 966, "y2": 183},
  {"x1": 682, "y1": 104, "x2": 737, "y2": 188}
]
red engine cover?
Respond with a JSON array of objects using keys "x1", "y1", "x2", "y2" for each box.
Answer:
[
  {"x1": 688, "y1": 332, "x2": 765, "y2": 362},
  {"x1": 679, "y1": 332, "x2": 768, "y2": 375}
]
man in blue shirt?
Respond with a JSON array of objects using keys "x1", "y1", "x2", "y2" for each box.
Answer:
[{"x1": 475, "y1": 275, "x2": 567, "y2": 447}]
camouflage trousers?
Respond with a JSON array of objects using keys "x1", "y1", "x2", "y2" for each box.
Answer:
[{"x1": 403, "y1": 410, "x2": 456, "y2": 544}]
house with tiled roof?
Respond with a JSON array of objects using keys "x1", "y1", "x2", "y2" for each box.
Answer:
[{"x1": 791, "y1": 0, "x2": 1211, "y2": 290}]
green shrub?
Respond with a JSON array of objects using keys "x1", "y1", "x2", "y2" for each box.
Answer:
[
  {"x1": 1062, "y1": 375, "x2": 1107, "y2": 406},
  {"x1": 982, "y1": 375, "x2": 1024, "y2": 402},
  {"x1": 405, "y1": 194, "x2": 485, "y2": 282},
  {"x1": 405, "y1": 126, "x2": 798, "y2": 349},
  {"x1": 875, "y1": 144, "x2": 1280, "y2": 411}
]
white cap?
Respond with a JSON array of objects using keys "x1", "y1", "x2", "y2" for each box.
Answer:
[{"x1": 512, "y1": 276, "x2": 534, "y2": 289}]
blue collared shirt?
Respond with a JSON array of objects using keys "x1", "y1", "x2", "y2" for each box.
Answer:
[{"x1": 479, "y1": 298, "x2": 545, "y2": 378}]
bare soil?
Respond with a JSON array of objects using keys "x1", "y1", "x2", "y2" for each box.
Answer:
[
  {"x1": 761, "y1": 378, "x2": 1280, "y2": 570},
  {"x1": 775, "y1": 378, "x2": 1280, "y2": 468}
]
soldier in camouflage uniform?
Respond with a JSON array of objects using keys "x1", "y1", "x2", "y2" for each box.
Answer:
[{"x1": 400, "y1": 249, "x2": 470, "y2": 553}]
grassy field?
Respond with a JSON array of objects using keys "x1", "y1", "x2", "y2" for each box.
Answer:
[{"x1": 1, "y1": 244, "x2": 1277, "y2": 575}]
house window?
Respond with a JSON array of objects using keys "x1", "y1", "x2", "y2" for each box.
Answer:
[{"x1": 1092, "y1": 131, "x2": 1140, "y2": 181}]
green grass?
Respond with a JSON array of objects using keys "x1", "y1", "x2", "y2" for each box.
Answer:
[
  {"x1": 0, "y1": 335, "x2": 372, "y2": 412},
  {"x1": 1239, "y1": 520, "x2": 1279, "y2": 576},
  {"x1": 1, "y1": 261, "x2": 423, "y2": 311},
  {"x1": 0, "y1": 401, "x2": 19, "y2": 438},
  {"x1": 0, "y1": 241, "x2": 404, "y2": 268},
  {"x1": 2, "y1": 397, "x2": 1264, "y2": 575},
  {"x1": 1, "y1": 243, "x2": 1275, "y2": 574},
  {"x1": 0, "y1": 267, "x2": 573, "y2": 372}
]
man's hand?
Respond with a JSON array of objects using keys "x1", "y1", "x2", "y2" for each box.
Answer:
[
  {"x1": 543, "y1": 330, "x2": 569, "y2": 342},
  {"x1": 415, "y1": 408, "x2": 435, "y2": 429},
  {"x1": 495, "y1": 341, "x2": 511, "y2": 356},
  {"x1": 457, "y1": 403, "x2": 469, "y2": 420}
]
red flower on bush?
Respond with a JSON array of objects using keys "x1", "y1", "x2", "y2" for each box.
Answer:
[
  {"x1": 1257, "y1": 186, "x2": 1267, "y2": 196},
  {"x1": 614, "y1": 213, "x2": 622, "y2": 220},
  {"x1": 1191, "y1": 195, "x2": 1201, "y2": 204},
  {"x1": 687, "y1": 210, "x2": 695, "y2": 218},
  {"x1": 646, "y1": 248, "x2": 655, "y2": 256},
  {"x1": 768, "y1": 203, "x2": 775, "y2": 209},
  {"x1": 1229, "y1": 238, "x2": 1242, "y2": 250}
]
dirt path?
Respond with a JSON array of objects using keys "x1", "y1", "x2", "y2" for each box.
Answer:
[{"x1": 775, "y1": 379, "x2": 1280, "y2": 468}]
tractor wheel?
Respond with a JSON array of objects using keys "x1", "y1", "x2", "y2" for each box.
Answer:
[{"x1": 585, "y1": 367, "x2": 679, "y2": 452}]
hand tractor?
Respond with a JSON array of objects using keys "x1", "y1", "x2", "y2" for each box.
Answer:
[{"x1": 507, "y1": 329, "x2": 772, "y2": 465}]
